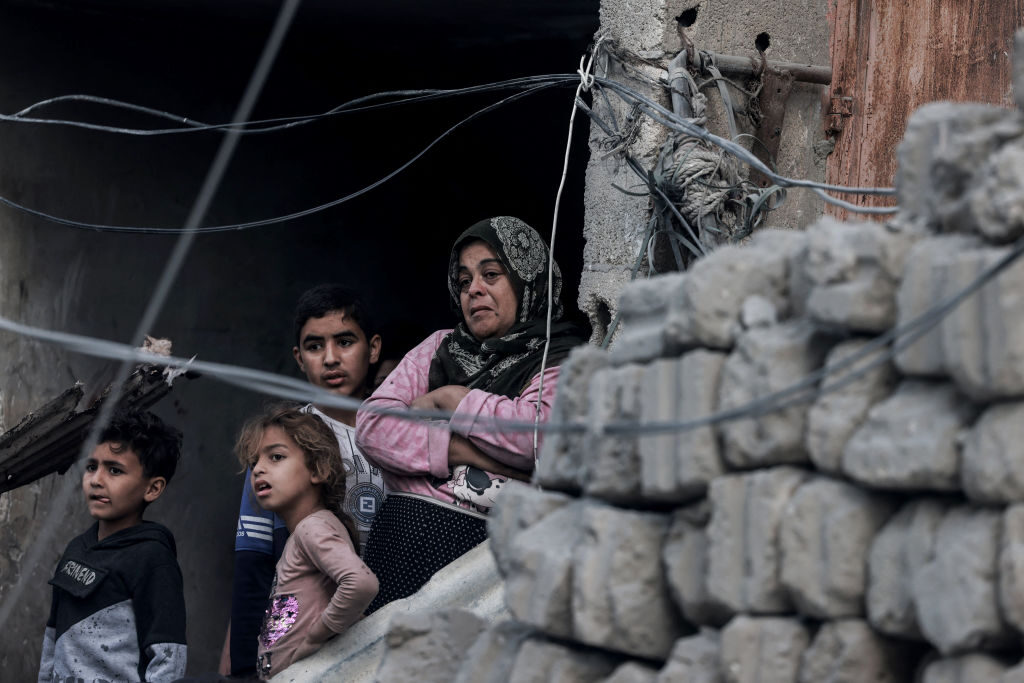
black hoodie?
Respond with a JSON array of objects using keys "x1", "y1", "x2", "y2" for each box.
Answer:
[{"x1": 38, "y1": 521, "x2": 187, "y2": 682}]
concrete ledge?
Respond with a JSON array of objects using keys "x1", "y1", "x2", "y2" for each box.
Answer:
[{"x1": 270, "y1": 541, "x2": 508, "y2": 683}]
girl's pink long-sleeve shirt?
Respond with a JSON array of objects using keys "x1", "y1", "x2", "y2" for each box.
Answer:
[{"x1": 355, "y1": 330, "x2": 561, "y2": 511}]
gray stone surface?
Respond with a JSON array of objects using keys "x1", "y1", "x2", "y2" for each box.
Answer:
[
  {"x1": 896, "y1": 102, "x2": 1024, "y2": 232},
  {"x1": 841, "y1": 381, "x2": 973, "y2": 491},
  {"x1": 707, "y1": 467, "x2": 810, "y2": 614},
  {"x1": 801, "y1": 218, "x2": 916, "y2": 333},
  {"x1": 779, "y1": 478, "x2": 895, "y2": 618},
  {"x1": 866, "y1": 498, "x2": 946, "y2": 639},
  {"x1": 657, "y1": 631, "x2": 722, "y2": 683},
  {"x1": 719, "y1": 616, "x2": 810, "y2": 683},
  {"x1": 665, "y1": 240, "x2": 797, "y2": 351},
  {"x1": 581, "y1": 363, "x2": 647, "y2": 503},
  {"x1": 573, "y1": 503, "x2": 689, "y2": 658},
  {"x1": 919, "y1": 654, "x2": 1011, "y2": 683},
  {"x1": 940, "y1": 245, "x2": 1024, "y2": 401},
  {"x1": 452, "y1": 620, "x2": 533, "y2": 683},
  {"x1": 961, "y1": 401, "x2": 1024, "y2": 503},
  {"x1": 999, "y1": 505, "x2": 1024, "y2": 635},
  {"x1": 375, "y1": 609, "x2": 487, "y2": 683},
  {"x1": 508, "y1": 639, "x2": 620, "y2": 683},
  {"x1": 611, "y1": 274, "x2": 685, "y2": 365},
  {"x1": 717, "y1": 322, "x2": 828, "y2": 468},
  {"x1": 966, "y1": 141, "x2": 1024, "y2": 243},
  {"x1": 603, "y1": 662, "x2": 660, "y2": 683},
  {"x1": 536, "y1": 346, "x2": 610, "y2": 493},
  {"x1": 489, "y1": 484, "x2": 580, "y2": 639},
  {"x1": 1004, "y1": 660, "x2": 1024, "y2": 683},
  {"x1": 894, "y1": 236, "x2": 980, "y2": 377},
  {"x1": 913, "y1": 507, "x2": 1010, "y2": 655},
  {"x1": 639, "y1": 350, "x2": 727, "y2": 503},
  {"x1": 805, "y1": 338, "x2": 896, "y2": 473},
  {"x1": 663, "y1": 505, "x2": 731, "y2": 627},
  {"x1": 797, "y1": 619, "x2": 911, "y2": 683}
]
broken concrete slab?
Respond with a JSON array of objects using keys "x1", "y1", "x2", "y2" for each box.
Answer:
[
  {"x1": 375, "y1": 609, "x2": 487, "y2": 683},
  {"x1": 780, "y1": 477, "x2": 896, "y2": 619},
  {"x1": 610, "y1": 274, "x2": 684, "y2": 365},
  {"x1": 842, "y1": 381, "x2": 973, "y2": 492},
  {"x1": 639, "y1": 350, "x2": 727, "y2": 503}
]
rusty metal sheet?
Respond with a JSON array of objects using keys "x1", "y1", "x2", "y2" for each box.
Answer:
[{"x1": 825, "y1": 0, "x2": 1024, "y2": 219}]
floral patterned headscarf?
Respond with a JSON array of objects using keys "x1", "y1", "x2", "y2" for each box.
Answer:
[{"x1": 428, "y1": 217, "x2": 585, "y2": 398}]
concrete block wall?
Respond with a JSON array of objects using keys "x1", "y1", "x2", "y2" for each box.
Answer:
[{"x1": 370, "y1": 79, "x2": 1024, "y2": 680}]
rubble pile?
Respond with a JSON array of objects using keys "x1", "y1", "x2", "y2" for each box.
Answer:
[{"x1": 372, "y1": 36, "x2": 1024, "y2": 683}]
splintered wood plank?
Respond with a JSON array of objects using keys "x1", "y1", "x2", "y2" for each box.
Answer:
[{"x1": 826, "y1": 0, "x2": 1023, "y2": 219}]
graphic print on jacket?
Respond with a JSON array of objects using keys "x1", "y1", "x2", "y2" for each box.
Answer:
[{"x1": 38, "y1": 521, "x2": 187, "y2": 683}]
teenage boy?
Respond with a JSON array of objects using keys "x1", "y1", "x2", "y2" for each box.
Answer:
[
  {"x1": 226, "y1": 284, "x2": 387, "y2": 677},
  {"x1": 38, "y1": 409, "x2": 186, "y2": 682}
]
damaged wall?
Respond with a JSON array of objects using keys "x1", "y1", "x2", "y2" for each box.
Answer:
[{"x1": 370, "y1": 31, "x2": 1024, "y2": 682}]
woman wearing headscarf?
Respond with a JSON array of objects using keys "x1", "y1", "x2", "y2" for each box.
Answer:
[{"x1": 355, "y1": 216, "x2": 586, "y2": 612}]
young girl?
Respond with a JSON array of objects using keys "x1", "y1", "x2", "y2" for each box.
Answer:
[{"x1": 236, "y1": 404, "x2": 379, "y2": 680}]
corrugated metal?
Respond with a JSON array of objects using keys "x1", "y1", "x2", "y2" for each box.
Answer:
[{"x1": 825, "y1": 0, "x2": 1023, "y2": 218}]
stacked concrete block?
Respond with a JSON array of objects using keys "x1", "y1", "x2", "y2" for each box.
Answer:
[
  {"x1": 779, "y1": 478, "x2": 895, "y2": 619},
  {"x1": 572, "y1": 503, "x2": 689, "y2": 658},
  {"x1": 966, "y1": 140, "x2": 1024, "y2": 243},
  {"x1": 639, "y1": 351, "x2": 727, "y2": 503},
  {"x1": 805, "y1": 338, "x2": 896, "y2": 473},
  {"x1": 961, "y1": 402, "x2": 1024, "y2": 503},
  {"x1": 706, "y1": 467, "x2": 809, "y2": 614},
  {"x1": 719, "y1": 616, "x2": 809, "y2": 683},
  {"x1": 866, "y1": 499, "x2": 946, "y2": 639},
  {"x1": 580, "y1": 363, "x2": 647, "y2": 502},
  {"x1": 919, "y1": 654, "x2": 1012, "y2": 683},
  {"x1": 665, "y1": 238, "x2": 799, "y2": 351},
  {"x1": 801, "y1": 218, "x2": 916, "y2": 333},
  {"x1": 488, "y1": 484, "x2": 580, "y2": 639},
  {"x1": 507, "y1": 639, "x2": 620, "y2": 683},
  {"x1": 798, "y1": 620, "x2": 913, "y2": 683},
  {"x1": 536, "y1": 346, "x2": 610, "y2": 493},
  {"x1": 452, "y1": 620, "x2": 533, "y2": 683},
  {"x1": 603, "y1": 662, "x2": 660, "y2": 683},
  {"x1": 841, "y1": 381, "x2": 973, "y2": 491},
  {"x1": 610, "y1": 274, "x2": 685, "y2": 365},
  {"x1": 717, "y1": 323, "x2": 828, "y2": 468},
  {"x1": 896, "y1": 101, "x2": 1024, "y2": 232},
  {"x1": 913, "y1": 507, "x2": 1011, "y2": 654},
  {"x1": 999, "y1": 505, "x2": 1024, "y2": 635},
  {"x1": 663, "y1": 502, "x2": 730, "y2": 627},
  {"x1": 656, "y1": 631, "x2": 722, "y2": 683}
]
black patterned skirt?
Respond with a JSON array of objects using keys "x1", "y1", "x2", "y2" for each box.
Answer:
[{"x1": 361, "y1": 492, "x2": 488, "y2": 614}]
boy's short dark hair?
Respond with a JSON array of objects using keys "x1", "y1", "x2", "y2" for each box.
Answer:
[
  {"x1": 98, "y1": 409, "x2": 182, "y2": 482},
  {"x1": 293, "y1": 284, "x2": 377, "y2": 345}
]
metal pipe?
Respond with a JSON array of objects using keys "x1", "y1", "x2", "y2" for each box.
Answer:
[{"x1": 705, "y1": 52, "x2": 832, "y2": 86}]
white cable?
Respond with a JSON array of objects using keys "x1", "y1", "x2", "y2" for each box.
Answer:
[{"x1": 531, "y1": 37, "x2": 604, "y2": 462}]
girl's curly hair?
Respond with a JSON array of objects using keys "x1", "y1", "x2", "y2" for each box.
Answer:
[{"x1": 235, "y1": 402, "x2": 358, "y2": 551}]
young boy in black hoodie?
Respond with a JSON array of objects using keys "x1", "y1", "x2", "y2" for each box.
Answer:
[{"x1": 38, "y1": 409, "x2": 187, "y2": 682}]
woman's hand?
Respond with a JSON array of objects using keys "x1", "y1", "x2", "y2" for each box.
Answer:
[
  {"x1": 410, "y1": 385, "x2": 471, "y2": 413},
  {"x1": 294, "y1": 618, "x2": 336, "y2": 661},
  {"x1": 448, "y1": 434, "x2": 531, "y2": 482}
]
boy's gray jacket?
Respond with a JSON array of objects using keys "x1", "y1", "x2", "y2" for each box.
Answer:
[{"x1": 38, "y1": 521, "x2": 187, "y2": 682}]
